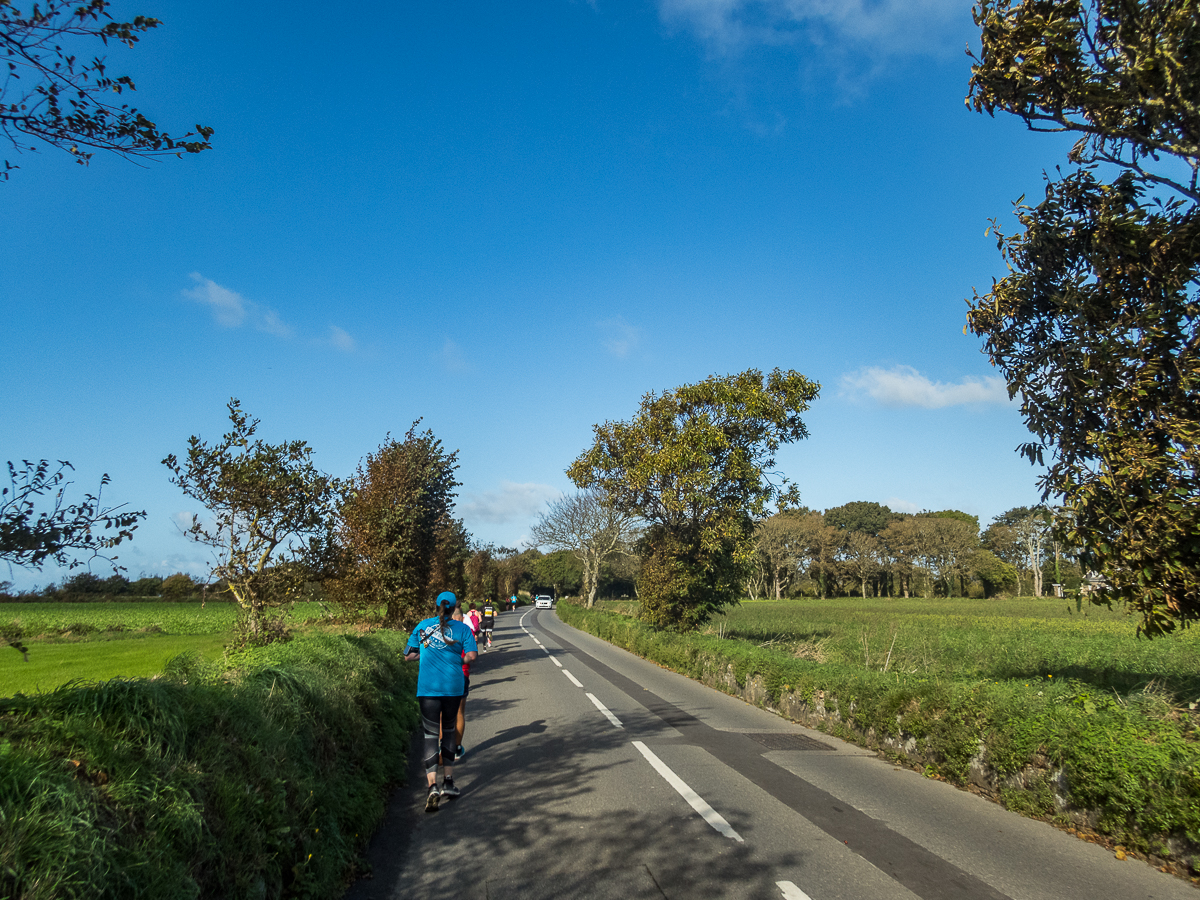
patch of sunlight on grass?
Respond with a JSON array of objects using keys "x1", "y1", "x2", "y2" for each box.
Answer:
[{"x1": 0, "y1": 632, "x2": 230, "y2": 697}]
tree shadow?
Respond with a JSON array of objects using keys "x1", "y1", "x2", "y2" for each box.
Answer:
[{"x1": 345, "y1": 704, "x2": 806, "y2": 900}]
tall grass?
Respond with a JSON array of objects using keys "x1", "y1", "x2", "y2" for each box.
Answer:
[
  {"x1": 0, "y1": 631, "x2": 417, "y2": 900},
  {"x1": 705, "y1": 597, "x2": 1200, "y2": 700}
]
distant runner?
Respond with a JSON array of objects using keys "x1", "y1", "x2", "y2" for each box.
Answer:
[
  {"x1": 510, "y1": 594, "x2": 518, "y2": 613},
  {"x1": 480, "y1": 600, "x2": 496, "y2": 650}
]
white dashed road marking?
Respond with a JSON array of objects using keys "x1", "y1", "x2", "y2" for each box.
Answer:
[
  {"x1": 632, "y1": 741, "x2": 744, "y2": 843},
  {"x1": 563, "y1": 669, "x2": 584, "y2": 688},
  {"x1": 586, "y1": 692, "x2": 623, "y2": 728},
  {"x1": 776, "y1": 882, "x2": 813, "y2": 900},
  {"x1": 551, "y1": 657, "x2": 563, "y2": 668}
]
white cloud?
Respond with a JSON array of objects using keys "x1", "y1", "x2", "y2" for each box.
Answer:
[
  {"x1": 841, "y1": 365, "x2": 1011, "y2": 408},
  {"x1": 460, "y1": 482, "x2": 562, "y2": 526},
  {"x1": 328, "y1": 325, "x2": 357, "y2": 353},
  {"x1": 183, "y1": 273, "x2": 293, "y2": 338},
  {"x1": 598, "y1": 316, "x2": 642, "y2": 358},
  {"x1": 657, "y1": 0, "x2": 969, "y2": 58},
  {"x1": 885, "y1": 496, "x2": 921, "y2": 515}
]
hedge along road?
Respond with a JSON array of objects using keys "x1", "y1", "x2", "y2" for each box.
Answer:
[{"x1": 343, "y1": 609, "x2": 1195, "y2": 900}]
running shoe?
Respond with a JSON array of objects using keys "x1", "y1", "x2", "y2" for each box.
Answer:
[
  {"x1": 455, "y1": 744, "x2": 466, "y2": 761},
  {"x1": 440, "y1": 778, "x2": 460, "y2": 799},
  {"x1": 425, "y1": 784, "x2": 440, "y2": 812}
]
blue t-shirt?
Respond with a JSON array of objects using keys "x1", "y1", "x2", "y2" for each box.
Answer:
[{"x1": 405, "y1": 616, "x2": 477, "y2": 697}]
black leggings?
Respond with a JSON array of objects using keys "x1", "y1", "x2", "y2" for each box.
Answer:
[{"x1": 418, "y1": 695, "x2": 462, "y2": 773}]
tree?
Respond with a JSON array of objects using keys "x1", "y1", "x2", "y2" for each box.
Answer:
[
  {"x1": 163, "y1": 399, "x2": 339, "y2": 646},
  {"x1": 530, "y1": 489, "x2": 640, "y2": 608},
  {"x1": 982, "y1": 521, "x2": 1026, "y2": 594},
  {"x1": 1, "y1": 0, "x2": 212, "y2": 179},
  {"x1": 329, "y1": 426, "x2": 460, "y2": 629},
  {"x1": 841, "y1": 531, "x2": 884, "y2": 598},
  {"x1": 756, "y1": 514, "x2": 808, "y2": 599},
  {"x1": 972, "y1": 548, "x2": 1019, "y2": 597},
  {"x1": 159, "y1": 571, "x2": 195, "y2": 600},
  {"x1": 824, "y1": 501, "x2": 899, "y2": 536},
  {"x1": 529, "y1": 548, "x2": 583, "y2": 598},
  {"x1": 568, "y1": 367, "x2": 819, "y2": 629},
  {"x1": 1, "y1": 459, "x2": 143, "y2": 573},
  {"x1": 920, "y1": 516, "x2": 980, "y2": 597},
  {"x1": 966, "y1": 0, "x2": 1200, "y2": 635},
  {"x1": 428, "y1": 516, "x2": 470, "y2": 601},
  {"x1": 1012, "y1": 508, "x2": 1052, "y2": 597}
]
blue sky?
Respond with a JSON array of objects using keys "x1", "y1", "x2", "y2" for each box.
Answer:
[{"x1": 2, "y1": 0, "x2": 1072, "y2": 590}]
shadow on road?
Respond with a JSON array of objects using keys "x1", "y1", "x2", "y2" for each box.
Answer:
[{"x1": 343, "y1": 666, "x2": 806, "y2": 900}]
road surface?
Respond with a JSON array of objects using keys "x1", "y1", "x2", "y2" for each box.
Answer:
[{"x1": 343, "y1": 608, "x2": 1195, "y2": 900}]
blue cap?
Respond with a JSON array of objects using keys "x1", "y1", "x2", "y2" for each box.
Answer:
[{"x1": 436, "y1": 591, "x2": 457, "y2": 608}]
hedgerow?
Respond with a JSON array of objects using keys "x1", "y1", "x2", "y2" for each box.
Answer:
[
  {"x1": 0, "y1": 631, "x2": 417, "y2": 899},
  {"x1": 557, "y1": 603, "x2": 1200, "y2": 870}
]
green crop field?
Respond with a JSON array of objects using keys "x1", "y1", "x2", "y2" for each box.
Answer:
[{"x1": 0, "y1": 601, "x2": 334, "y2": 697}]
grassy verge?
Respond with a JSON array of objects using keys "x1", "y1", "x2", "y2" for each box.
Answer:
[
  {"x1": 0, "y1": 631, "x2": 418, "y2": 900},
  {"x1": 559, "y1": 601, "x2": 1200, "y2": 875}
]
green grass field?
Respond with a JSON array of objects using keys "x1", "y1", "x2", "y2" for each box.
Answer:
[
  {"x1": 0, "y1": 602, "x2": 332, "y2": 697},
  {"x1": 597, "y1": 595, "x2": 1200, "y2": 701}
]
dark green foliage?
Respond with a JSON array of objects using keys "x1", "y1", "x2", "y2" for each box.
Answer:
[
  {"x1": 966, "y1": 0, "x2": 1200, "y2": 635},
  {"x1": 971, "y1": 549, "x2": 1019, "y2": 596},
  {"x1": 0, "y1": 632, "x2": 417, "y2": 899},
  {"x1": 528, "y1": 549, "x2": 582, "y2": 597},
  {"x1": 637, "y1": 524, "x2": 747, "y2": 631},
  {"x1": 823, "y1": 501, "x2": 899, "y2": 536},
  {"x1": 924, "y1": 510, "x2": 980, "y2": 531}
]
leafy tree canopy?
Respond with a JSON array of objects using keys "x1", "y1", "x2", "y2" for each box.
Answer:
[
  {"x1": 966, "y1": 0, "x2": 1200, "y2": 635},
  {"x1": 1, "y1": 459, "x2": 143, "y2": 573},
  {"x1": 1, "y1": 0, "x2": 212, "y2": 179},
  {"x1": 922, "y1": 509, "x2": 980, "y2": 532},
  {"x1": 568, "y1": 367, "x2": 819, "y2": 629},
  {"x1": 163, "y1": 400, "x2": 339, "y2": 646},
  {"x1": 328, "y1": 425, "x2": 460, "y2": 628},
  {"x1": 824, "y1": 501, "x2": 900, "y2": 536}
]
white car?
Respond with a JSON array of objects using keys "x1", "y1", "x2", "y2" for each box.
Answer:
[{"x1": 534, "y1": 595, "x2": 554, "y2": 609}]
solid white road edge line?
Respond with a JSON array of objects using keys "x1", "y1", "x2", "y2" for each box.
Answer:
[
  {"x1": 551, "y1": 657, "x2": 563, "y2": 668},
  {"x1": 631, "y1": 741, "x2": 744, "y2": 843},
  {"x1": 586, "y1": 692, "x2": 623, "y2": 728},
  {"x1": 776, "y1": 881, "x2": 813, "y2": 900},
  {"x1": 563, "y1": 670, "x2": 584, "y2": 688}
]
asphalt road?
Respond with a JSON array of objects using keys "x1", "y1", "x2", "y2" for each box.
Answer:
[{"x1": 343, "y1": 608, "x2": 1196, "y2": 900}]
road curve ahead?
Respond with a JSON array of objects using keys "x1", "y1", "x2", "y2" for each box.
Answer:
[{"x1": 343, "y1": 609, "x2": 1194, "y2": 900}]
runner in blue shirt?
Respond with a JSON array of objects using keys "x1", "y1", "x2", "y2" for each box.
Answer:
[{"x1": 404, "y1": 591, "x2": 478, "y2": 811}]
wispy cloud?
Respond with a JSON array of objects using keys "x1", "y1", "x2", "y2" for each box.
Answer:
[
  {"x1": 183, "y1": 273, "x2": 293, "y2": 338},
  {"x1": 598, "y1": 316, "x2": 642, "y2": 358},
  {"x1": 841, "y1": 365, "x2": 1011, "y2": 408},
  {"x1": 328, "y1": 325, "x2": 357, "y2": 353},
  {"x1": 658, "y1": 0, "x2": 969, "y2": 58},
  {"x1": 441, "y1": 338, "x2": 469, "y2": 372},
  {"x1": 460, "y1": 482, "x2": 562, "y2": 526},
  {"x1": 884, "y1": 496, "x2": 921, "y2": 515}
]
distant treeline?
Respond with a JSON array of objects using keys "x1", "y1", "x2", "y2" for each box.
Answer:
[{"x1": 0, "y1": 571, "x2": 232, "y2": 603}]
